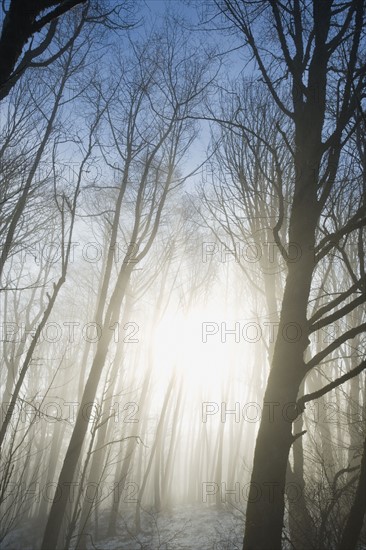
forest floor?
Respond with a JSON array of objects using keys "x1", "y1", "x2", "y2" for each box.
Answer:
[
  {"x1": 81, "y1": 504, "x2": 245, "y2": 549},
  {"x1": 4, "y1": 505, "x2": 366, "y2": 549},
  {"x1": 3, "y1": 504, "x2": 245, "y2": 549}
]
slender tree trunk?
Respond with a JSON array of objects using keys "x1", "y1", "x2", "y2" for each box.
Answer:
[
  {"x1": 37, "y1": 421, "x2": 65, "y2": 526},
  {"x1": 41, "y1": 268, "x2": 132, "y2": 549},
  {"x1": 162, "y1": 388, "x2": 183, "y2": 508},
  {"x1": 75, "y1": 298, "x2": 133, "y2": 549},
  {"x1": 107, "y1": 365, "x2": 152, "y2": 536},
  {"x1": 134, "y1": 376, "x2": 174, "y2": 532},
  {"x1": 214, "y1": 419, "x2": 225, "y2": 508}
]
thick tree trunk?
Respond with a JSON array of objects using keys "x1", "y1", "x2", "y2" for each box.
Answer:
[
  {"x1": 243, "y1": 179, "x2": 318, "y2": 549},
  {"x1": 338, "y1": 437, "x2": 366, "y2": 550},
  {"x1": 241, "y1": 22, "x2": 328, "y2": 536},
  {"x1": 288, "y1": 413, "x2": 314, "y2": 550},
  {"x1": 243, "y1": 364, "x2": 304, "y2": 550}
]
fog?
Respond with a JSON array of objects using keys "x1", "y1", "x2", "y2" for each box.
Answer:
[{"x1": 0, "y1": 2, "x2": 365, "y2": 549}]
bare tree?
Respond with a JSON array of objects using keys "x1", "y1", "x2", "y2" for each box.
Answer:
[
  {"x1": 211, "y1": 2, "x2": 366, "y2": 549},
  {"x1": 40, "y1": 24, "x2": 215, "y2": 549}
]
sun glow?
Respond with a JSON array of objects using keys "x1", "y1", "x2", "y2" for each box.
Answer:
[{"x1": 152, "y1": 306, "x2": 239, "y2": 391}]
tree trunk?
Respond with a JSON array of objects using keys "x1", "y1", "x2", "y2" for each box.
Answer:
[
  {"x1": 41, "y1": 268, "x2": 131, "y2": 549},
  {"x1": 243, "y1": 361, "x2": 305, "y2": 550},
  {"x1": 134, "y1": 376, "x2": 174, "y2": 532},
  {"x1": 338, "y1": 436, "x2": 366, "y2": 550},
  {"x1": 243, "y1": 191, "x2": 318, "y2": 549},
  {"x1": 288, "y1": 412, "x2": 314, "y2": 550}
]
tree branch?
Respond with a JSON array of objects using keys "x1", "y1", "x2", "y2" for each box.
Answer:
[
  {"x1": 297, "y1": 359, "x2": 366, "y2": 412},
  {"x1": 306, "y1": 327, "x2": 366, "y2": 370}
]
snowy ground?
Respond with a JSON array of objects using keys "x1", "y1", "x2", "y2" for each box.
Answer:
[
  {"x1": 2, "y1": 504, "x2": 245, "y2": 550},
  {"x1": 4, "y1": 506, "x2": 366, "y2": 550},
  {"x1": 88, "y1": 504, "x2": 245, "y2": 550}
]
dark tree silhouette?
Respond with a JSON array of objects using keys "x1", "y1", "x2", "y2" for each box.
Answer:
[
  {"x1": 0, "y1": 0, "x2": 87, "y2": 100},
  {"x1": 215, "y1": 1, "x2": 366, "y2": 549}
]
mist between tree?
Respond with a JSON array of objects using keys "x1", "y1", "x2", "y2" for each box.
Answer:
[{"x1": 0, "y1": 1, "x2": 365, "y2": 550}]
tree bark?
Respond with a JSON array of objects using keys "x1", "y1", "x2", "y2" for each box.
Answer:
[
  {"x1": 338, "y1": 436, "x2": 366, "y2": 550},
  {"x1": 243, "y1": 163, "x2": 319, "y2": 549}
]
